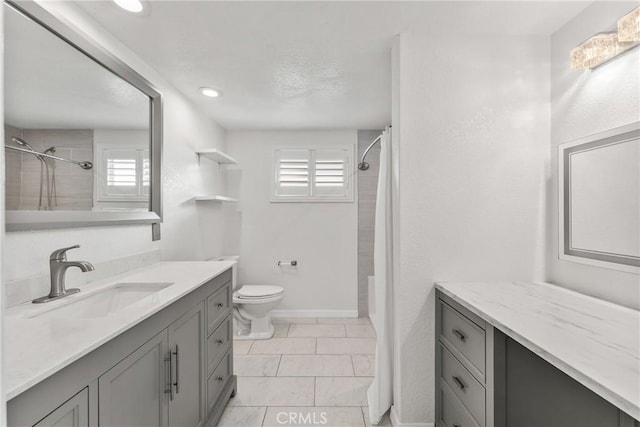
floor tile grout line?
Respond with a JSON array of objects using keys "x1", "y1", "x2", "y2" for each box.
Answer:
[
  {"x1": 275, "y1": 354, "x2": 283, "y2": 376},
  {"x1": 260, "y1": 406, "x2": 269, "y2": 427},
  {"x1": 350, "y1": 354, "x2": 356, "y2": 376}
]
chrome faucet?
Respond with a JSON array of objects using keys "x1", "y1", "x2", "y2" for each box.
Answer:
[{"x1": 33, "y1": 245, "x2": 95, "y2": 304}]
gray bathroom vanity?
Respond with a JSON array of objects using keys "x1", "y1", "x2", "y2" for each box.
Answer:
[
  {"x1": 435, "y1": 281, "x2": 639, "y2": 427},
  {"x1": 6, "y1": 262, "x2": 236, "y2": 427}
]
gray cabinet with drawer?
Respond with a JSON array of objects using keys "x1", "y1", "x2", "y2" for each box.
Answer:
[
  {"x1": 436, "y1": 294, "x2": 495, "y2": 427},
  {"x1": 8, "y1": 269, "x2": 236, "y2": 427},
  {"x1": 436, "y1": 289, "x2": 639, "y2": 427}
]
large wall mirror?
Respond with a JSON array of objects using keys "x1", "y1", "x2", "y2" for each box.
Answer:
[
  {"x1": 559, "y1": 122, "x2": 639, "y2": 273},
  {"x1": 4, "y1": 1, "x2": 162, "y2": 239}
]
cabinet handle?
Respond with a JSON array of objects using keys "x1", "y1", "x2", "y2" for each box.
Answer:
[
  {"x1": 173, "y1": 345, "x2": 180, "y2": 394},
  {"x1": 452, "y1": 329, "x2": 466, "y2": 342},
  {"x1": 165, "y1": 350, "x2": 174, "y2": 401},
  {"x1": 216, "y1": 339, "x2": 224, "y2": 345},
  {"x1": 452, "y1": 376, "x2": 466, "y2": 391},
  {"x1": 216, "y1": 376, "x2": 224, "y2": 382},
  {"x1": 216, "y1": 302, "x2": 224, "y2": 308}
]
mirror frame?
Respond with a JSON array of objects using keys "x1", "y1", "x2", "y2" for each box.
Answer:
[
  {"x1": 4, "y1": 0, "x2": 163, "y2": 240},
  {"x1": 558, "y1": 121, "x2": 640, "y2": 273}
]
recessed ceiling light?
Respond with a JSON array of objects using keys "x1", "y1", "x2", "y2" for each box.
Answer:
[
  {"x1": 113, "y1": 0, "x2": 143, "y2": 13},
  {"x1": 201, "y1": 88, "x2": 223, "y2": 98}
]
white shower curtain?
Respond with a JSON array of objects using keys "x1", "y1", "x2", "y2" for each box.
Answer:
[{"x1": 367, "y1": 127, "x2": 393, "y2": 424}]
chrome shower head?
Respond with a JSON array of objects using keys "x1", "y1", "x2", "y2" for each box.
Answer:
[
  {"x1": 11, "y1": 136, "x2": 37, "y2": 151},
  {"x1": 79, "y1": 161, "x2": 93, "y2": 170}
]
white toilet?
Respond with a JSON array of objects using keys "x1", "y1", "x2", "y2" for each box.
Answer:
[{"x1": 212, "y1": 256, "x2": 284, "y2": 340}]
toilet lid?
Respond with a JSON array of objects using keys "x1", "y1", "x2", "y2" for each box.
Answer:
[{"x1": 236, "y1": 285, "x2": 283, "y2": 298}]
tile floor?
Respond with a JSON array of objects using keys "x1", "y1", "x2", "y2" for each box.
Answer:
[{"x1": 218, "y1": 317, "x2": 392, "y2": 427}]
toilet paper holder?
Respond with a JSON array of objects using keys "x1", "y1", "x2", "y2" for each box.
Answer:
[{"x1": 278, "y1": 260, "x2": 298, "y2": 266}]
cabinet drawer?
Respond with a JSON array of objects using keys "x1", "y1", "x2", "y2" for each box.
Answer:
[
  {"x1": 440, "y1": 300, "x2": 485, "y2": 381},
  {"x1": 439, "y1": 379, "x2": 481, "y2": 427},
  {"x1": 207, "y1": 284, "x2": 231, "y2": 336},
  {"x1": 207, "y1": 350, "x2": 232, "y2": 411},
  {"x1": 441, "y1": 344, "x2": 485, "y2": 426},
  {"x1": 208, "y1": 316, "x2": 232, "y2": 375}
]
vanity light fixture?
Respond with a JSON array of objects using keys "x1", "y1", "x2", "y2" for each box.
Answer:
[
  {"x1": 201, "y1": 87, "x2": 223, "y2": 98},
  {"x1": 113, "y1": 0, "x2": 144, "y2": 13},
  {"x1": 617, "y1": 6, "x2": 640, "y2": 42},
  {"x1": 571, "y1": 6, "x2": 639, "y2": 69},
  {"x1": 570, "y1": 32, "x2": 635, "y2": 69}
]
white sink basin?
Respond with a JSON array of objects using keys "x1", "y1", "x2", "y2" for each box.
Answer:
[{"x1": 29, "y1": 282, "x2": 174, "y2": 319}]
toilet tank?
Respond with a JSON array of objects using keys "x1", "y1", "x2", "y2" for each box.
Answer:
[{"x1": 210, "y1": 256, "x2": 239, "y2": 289}]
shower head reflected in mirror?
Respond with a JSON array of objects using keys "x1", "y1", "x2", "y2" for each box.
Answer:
[
  {"x1": 7, "y1": 136, "x2": 93, "y2": 169},
  {"x1": 12, "y1": 136, "x2": 38, "y2": 152}
]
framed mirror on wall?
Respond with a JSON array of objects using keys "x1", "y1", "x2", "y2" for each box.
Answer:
[
  {"x1": 3, "y1": 0, "x2": 163, "y2": 240},
  {"x1": 559, "y1": 122, "x2": 640, "y2": 273}
]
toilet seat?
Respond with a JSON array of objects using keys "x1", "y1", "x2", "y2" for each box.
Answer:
[{"x1": 235, "y1": 285, "x2": 283, "y2": 298}]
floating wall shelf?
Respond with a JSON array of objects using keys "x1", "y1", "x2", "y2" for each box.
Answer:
[
  {"x1": 193, "y1": 195, "x2": 238, "y2": 203},
  {"x1": 195, "y1": 149, "x2": 238, "y2": 165}
]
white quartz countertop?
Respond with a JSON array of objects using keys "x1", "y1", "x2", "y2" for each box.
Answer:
[
  {"x1": 5, "y1": 261, "x2": 235, "y2": 400},
  {"x1": 435, "y1": 281, "x2": 640, "y2": 421}
]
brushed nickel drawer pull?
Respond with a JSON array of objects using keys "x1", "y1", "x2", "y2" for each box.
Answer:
[
  {"x1": 216, "y1": 302, "x2": 224, "y2": 308},
  {"x1": 216, "y1": 376, "x2": 224, "y2": 382},
  {"x1": 173, "y1": 345, "x2": 180, "y2": 394},
  {"x1": 452, "y1": 329, "x2": 466, "y2": 341},
  {"x1": 216, "y1": 339, "x2": 224, "y2": 345},
  {"x1": 452, "y1": 375, "x2": 466, "y2": 390},
  {"x1": 165, "y1": 351, "x2": 174, "y2": 401}
]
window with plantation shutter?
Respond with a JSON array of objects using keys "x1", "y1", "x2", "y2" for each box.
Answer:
[
  {"x1": 272, "y1": 147, "x2": 353, "y2": 202},
  {"x1": 97, "y1": 145, "x2": 150, "y2": 202}
]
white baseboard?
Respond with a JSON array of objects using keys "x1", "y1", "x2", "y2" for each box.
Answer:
[
  {"x1": 390, "y1": 406, "x2": 434, "y2": 427},
  {"x1": 270, "y1": 309, "x2": 358, "y2": 319}
]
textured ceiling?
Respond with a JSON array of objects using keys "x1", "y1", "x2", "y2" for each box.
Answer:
[{"x1": 73, "y1": 1, "x2": 591, "y2": 130}]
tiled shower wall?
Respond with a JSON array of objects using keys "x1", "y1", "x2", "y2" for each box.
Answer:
[
  {"x1": 357, "y1": 130, "x2": 381, "y2": 316},
  {"x1": 4, "y1": 126, "x2": 94, "y2": 210}
]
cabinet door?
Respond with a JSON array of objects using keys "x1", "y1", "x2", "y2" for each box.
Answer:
[
  {"x1": 34, "y1": 388, "x2": 89, "y2": 427},
  {"x1": 98, "y1": 330, "x2": 169, "y2": 427},
  {"x1": 168, "y1": 302, "x2": 206, "y2": 427}
]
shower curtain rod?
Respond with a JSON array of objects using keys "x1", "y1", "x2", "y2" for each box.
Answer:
[
  {"x1": 358, "y1": 125, "x2": 391, "y2": 171},
  {"x1": 5, "y1": 143, "x2": 93, "y2": 170}
]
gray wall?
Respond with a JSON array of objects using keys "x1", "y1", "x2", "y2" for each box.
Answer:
[{"x1": 357, "y1": 129, "x2": 381, "y2": 316}]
